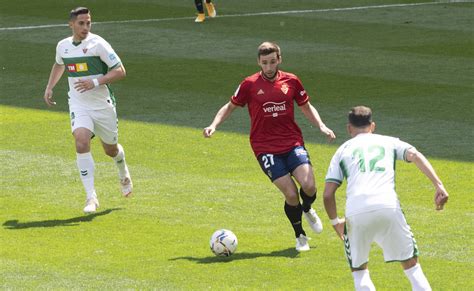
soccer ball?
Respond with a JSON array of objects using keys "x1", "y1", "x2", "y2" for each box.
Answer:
[{"x1": 209, "y1": 229, "x2": 238, "y2": 256}]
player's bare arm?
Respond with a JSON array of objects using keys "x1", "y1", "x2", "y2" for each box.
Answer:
[
  {"x1": 323, "y1": 182, "x2": 344, "y2": 240},
  {"x1": 203, "y1": 102, "x2": 238, "y2": 138},
  {"x1": 405, "y1": 147, "x2": 449, "y2": 210},
  {"x1": 299, "y1": 102, "x2": 336, "y2": 142},
  {"x1": 44, "y1": 63, "x2": 65, "y2": 107},
  {"x1": 74, "y1": 64, "x2": 126, "y2": 93}
]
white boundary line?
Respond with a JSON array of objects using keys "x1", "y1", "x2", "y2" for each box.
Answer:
[{"x1": 0, "y1": 1, "x2": 467, "y2": 31}]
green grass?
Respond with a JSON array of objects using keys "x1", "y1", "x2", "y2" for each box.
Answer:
[{"x1": 1, "y1": 0, "x2": 473, "y2": 289}]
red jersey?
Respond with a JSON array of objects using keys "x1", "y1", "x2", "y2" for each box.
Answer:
[{"x1": 231, "y1": 70, "x2": 310, "y2": 157}]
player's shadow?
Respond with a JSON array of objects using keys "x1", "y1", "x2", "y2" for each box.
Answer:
[
  {"x1": 169, "y1": 247, "x2": 300, "y2": 264},
  {"x1": 2, "y1": 208, "x2": 122, "y2": 230}
]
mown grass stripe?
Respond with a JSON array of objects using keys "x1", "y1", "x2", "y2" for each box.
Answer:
[{"x1": 0, "y1": 1, "x2": 463, "y2": 31}]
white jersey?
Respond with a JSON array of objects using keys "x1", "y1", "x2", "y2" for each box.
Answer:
[
  {"x1": 325, "y1": 133, "x2": 414, "y2": 217},
  {"x1": 55, "y1": 33, "x2": 122, "y2": 110}
]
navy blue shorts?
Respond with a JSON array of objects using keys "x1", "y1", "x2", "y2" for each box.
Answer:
[{"x1": 257, "y1": 146, "x2": 312, "y2": 182}]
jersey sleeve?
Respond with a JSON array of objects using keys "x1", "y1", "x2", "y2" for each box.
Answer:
[
  {"x1": 55, "y1": 43, "x2": 64, "y2": 65},
  {"x1": 96, "y1": 39, "x2": 122, "y2": 69},
  {"x1": 325, "y1": 148, "x2": 344, "y2": 185},
  {"x1": 231, "y1": 79, "x2": 251, "y2": 107},
  {"x1": 293, "y1": 76, "x2": 309, "y2": 106},
  {"x1": 393, "y1": 138, "x2": 415, "y2": 162}
]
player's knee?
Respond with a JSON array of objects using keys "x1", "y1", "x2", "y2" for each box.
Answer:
[
  {"x1": 295, "y1": 172, "x2": 316, "y2": 195},
  {"x1": 302, "y1": 184, "x2": 316, "y2": 196},
  {"x1": 284, "y1": 193, "x2": 300, "y2": 206},
  {"x1": 105, "y1": 147, "x2": 118, "y2": 157},
  {"x1": 401, "y1": 256, "x2": 418, "y2": 270},
  {"x1": 75, "y1": 140, "x2": 90, "y2": 153}
]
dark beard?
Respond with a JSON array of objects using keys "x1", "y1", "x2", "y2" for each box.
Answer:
[{"x1": 262, "y1": 70, "x2": 277, "y2": 81}]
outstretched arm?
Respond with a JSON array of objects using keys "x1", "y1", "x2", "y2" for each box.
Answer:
[
  {"x1": 406, "y1": 147, "x2": 449, "y2": 210},
  {"x1": 299, "y1": 102, "x2": 336, "y2": 142},
  {"x1": 323, "y1": 182, "x2": 345, "y2": 240},
  {"x1": 203, "y1": 102, "x2": 238, "y2": 137},
  {"x1": 43, "y1": 63, "x2": 65, "y2": 107},
  {"x1": 74, "y1": 64, "x2": 126, "y2": 93}
]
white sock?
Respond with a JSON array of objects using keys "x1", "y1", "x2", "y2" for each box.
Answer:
[
  {"x1": 112, "y1": 144, "x2": 129, "y2": 179},
  {"x1": 76, "y1": 152, "x2": 96, "y2": 200},
  {"x1": 352, "y1": 269, "x2": 376, "y2": 291},
  {"x1": 404, "y1": 263, "x2": 431, "y2": 291}
]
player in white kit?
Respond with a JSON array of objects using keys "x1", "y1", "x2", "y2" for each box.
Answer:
[
  {"x1": 43, "y1": 7, "x2": 133, "y2": 213},
  {"x1": 323, "y1": 106, "x2": 449, "y2": 291}
]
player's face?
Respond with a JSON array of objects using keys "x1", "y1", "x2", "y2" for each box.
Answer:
[
  {"x1": 258, "y1": 52, "x2": 281, "y2": 81},
  {"x1": 70, "y1": 13, "x2": 91, "y2": 41}
]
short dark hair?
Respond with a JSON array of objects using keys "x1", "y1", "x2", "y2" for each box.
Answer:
[
  {"x1": 258, "y1": 42, "x2": 281, "y2": 59},
  {"x1": 348, "y1": 106, "x2": 373, "y2": 127},
  {"x1": 70, "y1": 7, "x2": 90, "y2": 20}
]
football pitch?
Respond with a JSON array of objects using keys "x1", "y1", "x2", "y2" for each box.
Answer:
[{"x1": 1, "y1": 0, "x2": 473, "y2": 289}]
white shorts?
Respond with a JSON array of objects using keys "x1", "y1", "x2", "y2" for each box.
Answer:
[
  {"x1": 70, "y1": 107, "x2": 118, "y2": 145},
  {"x1": 344, "y1": 208, "x2": 418, "y2": 268}
]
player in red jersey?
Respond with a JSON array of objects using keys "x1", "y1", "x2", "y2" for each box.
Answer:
[{"x1": 203, "y1": 42, "x2": 336, "y2": 251}]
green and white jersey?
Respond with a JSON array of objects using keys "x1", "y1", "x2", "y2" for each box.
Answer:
[
  {"x1": 325, "y1": 133, "x2": 414, "y2": 217},
  {"x1": 55, "y1": 33, "x2": 122, "y2": 110}
]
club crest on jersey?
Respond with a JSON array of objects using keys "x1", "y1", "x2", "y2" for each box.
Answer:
[
  {"x1": 257, "y1": 89, "x2": 265, "y2": 95},
  {"x1": 82, "y1": 48, "x2": 88, "y2": 54},
  {"x1": 281, "y1": 83, "x2": 289, "y2": 94}
]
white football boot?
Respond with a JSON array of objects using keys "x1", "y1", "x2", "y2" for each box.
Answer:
[
  {"x1": 83, "y1": 197, "x2": 99, "y2": 213},
  {"x1": 303, "y1": 208, "x2": 323, "y2": 234},
  {"x1": 295, "y1": 234, "x2": 311, "y2": 252}
]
